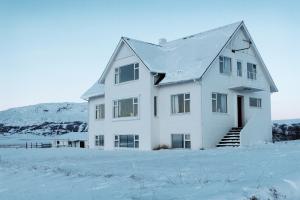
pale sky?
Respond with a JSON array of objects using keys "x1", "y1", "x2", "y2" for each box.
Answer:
[{"x1": 0, "y1": 0, "x2": 299, "y2": 120}]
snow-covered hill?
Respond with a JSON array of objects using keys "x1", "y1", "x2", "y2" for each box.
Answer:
[
  {"x1": 272, "y1": 119, "x2": 300, "y2": 142},
  {"x1": 0, "y1": 103, "x2": 88, "y2": 135}
]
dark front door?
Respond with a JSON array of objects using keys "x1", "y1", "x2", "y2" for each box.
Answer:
[
  {"x1": 80, "y1": 141, "x2": 85, "y2": 148},
  {"x1": 237, "y1": 96, "x2": 243, "y2": 127}
]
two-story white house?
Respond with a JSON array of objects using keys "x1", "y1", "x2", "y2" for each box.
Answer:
[{"x1": 81, "y1": 21, "x2": 278, "y2": 150}]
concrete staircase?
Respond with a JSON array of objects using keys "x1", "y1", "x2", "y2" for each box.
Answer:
[{"x1": 217, "y1": 127, "x2": 242, "y2": 147}]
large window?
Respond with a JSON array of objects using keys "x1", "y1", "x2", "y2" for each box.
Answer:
[
  {"x1": 237, "y1": 61, "x2": 242, "y2": 77},
  {"x1": 171, "y1": 93, "x2": 190, "y2": 114},
  {"x1": 115, "y1": 63, "x2": 139, "y2": 84},
  {"x1": 113, "y1": 97, "x2": 138, "y2": 118},
  {"x1": 212, "y1": 93, "x2": 227, "y2": 113},
  {"x1": 247, "y1": 63, "x2": 257, "y2": 80},
  {"x1": 249, "y1": 97, "x2": 262, "y2": 108},
  {"x1": 95, "y1": 104, "x2": 105, "y2": 119},
  {"x1": 114, "y1": 135, "x2": 139, "y2": 148},
  {"x1": 219, "y1": 56, "x2": 232, "y2": 75},
  {"x1": 171, "y1": 134, "x2": 191, "y2": 149},
  {"x1": 95, "y1": 135, "x2": 104, "y2": 146}
]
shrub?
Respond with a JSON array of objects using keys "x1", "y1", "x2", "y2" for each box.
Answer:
[{"x1": 153, "y1": 144, "x2": 170, "y2": 150}]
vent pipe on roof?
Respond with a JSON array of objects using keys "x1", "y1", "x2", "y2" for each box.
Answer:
[{"x1": 158, "y1": 38, "x2": 167, "y2": 45}]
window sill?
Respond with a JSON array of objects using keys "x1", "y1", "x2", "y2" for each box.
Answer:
[
  {"x1": 114, "y1": 79, "x2": 139, "y2": 86},
  {"x1": 112, "y1": 116, "x2": 140, "y2": 122},
  {"x1": 170, "y1": 112, "x2": 191, "y2": 116},
  {"x1": 212, "y1": 112, "x2": 229, "y2": 116}
]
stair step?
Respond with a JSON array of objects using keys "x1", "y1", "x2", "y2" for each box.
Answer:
[
  {"x1": 224, "y1": 134, "x2": 240, "y2": 138},
  {"x1": 219, "y1": 141, "x2": 240, "y2": 144},
  {"x1": 221, "y1": 138, "x2": 240, "y2": 141},
  {"x1": 217, "y1": 144, "x2": 239, "y2": 147},
  {"x1": 228, "y1": 131, "x2": 241, "y2": 133}
]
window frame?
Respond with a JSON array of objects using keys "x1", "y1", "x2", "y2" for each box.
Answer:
[
  {"x1": 114, "y1": 63, "x2": 139, "y2": 84},
  {"x1": 249, "y1": 97, "x2": 262, "y2": 108},
  {"x1": 154, "y1": 96, "x2": 158, "y2": 117},
  {"x1": 95, "y1": 104, "x2": 105, "y2": 120},
  {"x1": 219, "y1": 56, "x2": 232, "y2": 75},
  {"x1": 212, "y1": 92, "x2": 228, "y2": 113},
  {"x1": 114, "y1": 135, "x2": 139, "y2": 148},
  {"x1": 171, "y1": 93, "x2": 190, "y2": 114},
  {"x1": 171, "y1": 134, "x2": 191, "y2": 149},
  {"x1": 95, "y1": 135, "x2": 104, "y2": 147},
  {"x1": 247, "y1": 63, "x2": 257, "y2": 80},
  {"x1": 237, "y1": 60, "x2": 243, "y2": 77},
  {"x1": 112, "y1": 97, "x2": 139, "y2": 119}
]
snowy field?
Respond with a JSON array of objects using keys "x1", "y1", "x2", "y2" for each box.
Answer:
[{"x1": 1, "y1": 142, "x2": 300, "y2": 200}]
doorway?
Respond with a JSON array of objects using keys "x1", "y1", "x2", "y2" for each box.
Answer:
[
  {"x1": 80, "y1": 141, "x2": 85, "y2": 148},
  {"x1": 237, "y1": 96, "x2": 244, "y2": 128}
]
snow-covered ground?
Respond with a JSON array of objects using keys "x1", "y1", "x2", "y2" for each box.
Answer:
[{"x1": 0, "y1": 141, "x2": 300, "y2": 200}]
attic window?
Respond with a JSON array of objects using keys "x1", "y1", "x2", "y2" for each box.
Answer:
[
  {"x1": 219, "y1": 56, "x2": 232, "y2": 75},
  {"x1": 115, "y1": 63, "x2": 139, "y2": 84}
]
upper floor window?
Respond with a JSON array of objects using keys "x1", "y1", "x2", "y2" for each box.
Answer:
[
  {"x1": 219, "y1": 56, "x2": 232, "y2": 75},
  {"x1": 237, "y1": 61, "x2": 242, "y2": 77},
  {"x1": 95, "y1": 104, "x2": 105, "y2": 119},
  {"x1": 95, "y1": 135, "x2": 104, "y2": 146},
  {"x1": 171, "y1": 93, "x2": 190, "y2": 114},
  {"x1": 249, "y1": 97, "x2": 261, "y2": 108},
  {"x1": 115, "y1": 63, "x2": 139, "y2": 84},
  {"x1": 212, "y1": 93, "x2": 227, "y2": 113},
  {"x1": 247, "y1": 63, "x2": 257, "y2": 80},
  {"x1": 113, "y1": 97, "x2": 138, "y2": 118}
]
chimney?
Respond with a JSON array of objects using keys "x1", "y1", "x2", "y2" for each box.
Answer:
[{"x1": 158, "y1": 38, "x2": 167, "y2": 45}]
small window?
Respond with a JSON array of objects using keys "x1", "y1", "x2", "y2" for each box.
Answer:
[
  {"x1": 114, "y1": 63, "x2": 139, "y2": 84},
  {"x1": 114, "y1": 135, "x2": 139, "y2": 148},
  {"x1": 219, "y1": 56, "x2": 232, "y2": 75},
  {"x1": 171, "y1": 93, "x2": 190, "y2": 114},
  {"x1": 113, "y1": 97, "x2": 138, "y2": 118},
  {"x1": 171, "y1": 134, "x2": 191, "y2": 149},
  {"x1": 249, "y1": 98, "x2": 261, "y2": 108},
  {"x1": 95, "y1": 104, "x2": 105, "y2": 119},
  {"x1": 154, "y1": 96, "x2": 157, "y2": 117},
  {"x1": 247, "y1": 63, "x2": 257, "y2": 80},
  {"x1": 95, "y1": 135, "x2": 104, "y2": 146},
  {"x1": 237, "y1": 61, "x2": 242, "y2": 77},
  {"x1": 212, "y1": 93, "x2": 227, "y2": 113}
]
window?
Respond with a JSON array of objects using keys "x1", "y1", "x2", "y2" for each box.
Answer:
[
  {"x1": 114, "y1": 63, "x2": 139, "y2": 84},
  {"x1": 171, "y1": 134, "x2": 191, "y2": 149},
  {"x1": 249, "y1": 97, "x2": 262, "y2": 108},
  {"x1": 113, "y1": 97, "x2": 138, "y2": 118},
  {"x1": 95, "y1": 135, "x2": 104, "y2": 146},
  {"x1": 219, "y1": 56, "x2": 232, "y2": 75},
  {"x1": 95, "y1": 104, "x2": 105, "y2": 119},
  {"x1": 114, "y1": 135, "x2": 139, "y2": 148},
  {"x1": 212, "y1": 93, "x2": 227, "y2": 113},
  {"x1": 247, "y1": 63, "x2": 257, "y2": 80},
  {"x1": 154, "y1": 96, "x2": 157, "y2": 117},
  {"x1": 237, "y1": 61, "x2": 242, "y2": 77},
  {"x1": 171, "y1": 93, "x2": 190, "y2": 114}
]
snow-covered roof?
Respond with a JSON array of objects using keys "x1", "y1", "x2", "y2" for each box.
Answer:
[
  {"x1": 81, "y1": 81, "x2": 104, "y2": 100},
  {"x1": 55, "y1": 132, "x2": 88, "y2": 141},
  {"x1": 82, "y1": 21, "x2": 278, "y2": 100},
  {"x1": 123, "y1": 21, "x2": 242, "y2": 84}
]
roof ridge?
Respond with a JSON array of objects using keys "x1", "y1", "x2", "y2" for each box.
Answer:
[
  {"x1": 122, "y1": 36, "x2": 162, "y2": 47},
  {"x1": 166, "y1": 21, "x2": 243, "y2": 44}
]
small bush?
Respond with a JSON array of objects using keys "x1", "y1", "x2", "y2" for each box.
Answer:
[
  {"x1": 248, "y1": 196, "x2": 259, "y2": 200},
  {"x1": 153, "y1": 144, "x2": 170, "y2": 150}
]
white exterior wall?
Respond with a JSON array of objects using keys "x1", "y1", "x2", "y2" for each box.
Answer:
[
  {"x1": 88, "y1": 96, "x2": 105, "y2": 149},
  {"x1": 201, "y1": 28, "x2": 272, "y2": 148},
  {"x1": 157, "y1": 82, "x2": 202, "y2": 149},
  {"x1": 103, "y1": 43, "x2": 153, "y2": 150}
]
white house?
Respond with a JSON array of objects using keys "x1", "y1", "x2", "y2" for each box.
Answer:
[{"x1": 82, "y1": 21, "x2": 278, "y2": 150}]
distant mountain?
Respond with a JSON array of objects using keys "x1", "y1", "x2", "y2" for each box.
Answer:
[
  {"x1": 272, "y1": 118, "x2": 300, "y2": 142},
  {"x1": 273, "y1": 119, "x2": 300, "y2": 125},
  {"x1": 0, "y1": 103, "x2": 88, "y2": 135}
]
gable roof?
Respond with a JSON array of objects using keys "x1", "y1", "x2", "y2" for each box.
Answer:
[{"x1": 82, "y1": 21, "x2": 278, "y2": 100}]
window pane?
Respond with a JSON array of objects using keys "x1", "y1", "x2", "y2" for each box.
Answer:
[
  {"x1": 237, "y1": 62, "x2": 242, "y2": 76},
  {"x1": 119, "y1": 64, "x2": 134, "y2": 83},
  {"x1": 134, "y1": 103, "x2": 138, "y2": 116},
  {"x1": 134, "y1": 141, "x2": 139, "y2": 148},
  {"x1": 178, "y1": 94, "x2": 184, "y2": 113},
  {"x1": 114, "y1": 141, "x2": 118, "y2": 147},
  {"x1": 219, "y1": 56, "x2": 224, "y2": 73},
  {"x1": 185, "y1": 134, "x2": 190, "y2": 140},
  {"x1": 171, "y1": 95, "x2": 177, "y2": 113},
  {"x1": 185, "y1": 93, "x2": 190, "y2": 99},
  {"x1": 172, "y1": 134, "x2": 184, "y2": 148},
  {"x1": 185, "y1": 100, "x2": 190, "y2": 113},
  {"x1": 134, "y1": 64, "x2": 139, "y2": 80},
  {"x1": 154, "y1": 96, "x2": 157, "y2": 116},
  {"x1": 212, "y1": 99, "x2": 216, "y2": 112},
  {"x1": 185, "y1": 141, "x2": 191, "y2": 149},
  {"x1": 119, "y1": 98, "x2": 133, "y2": 117}
]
